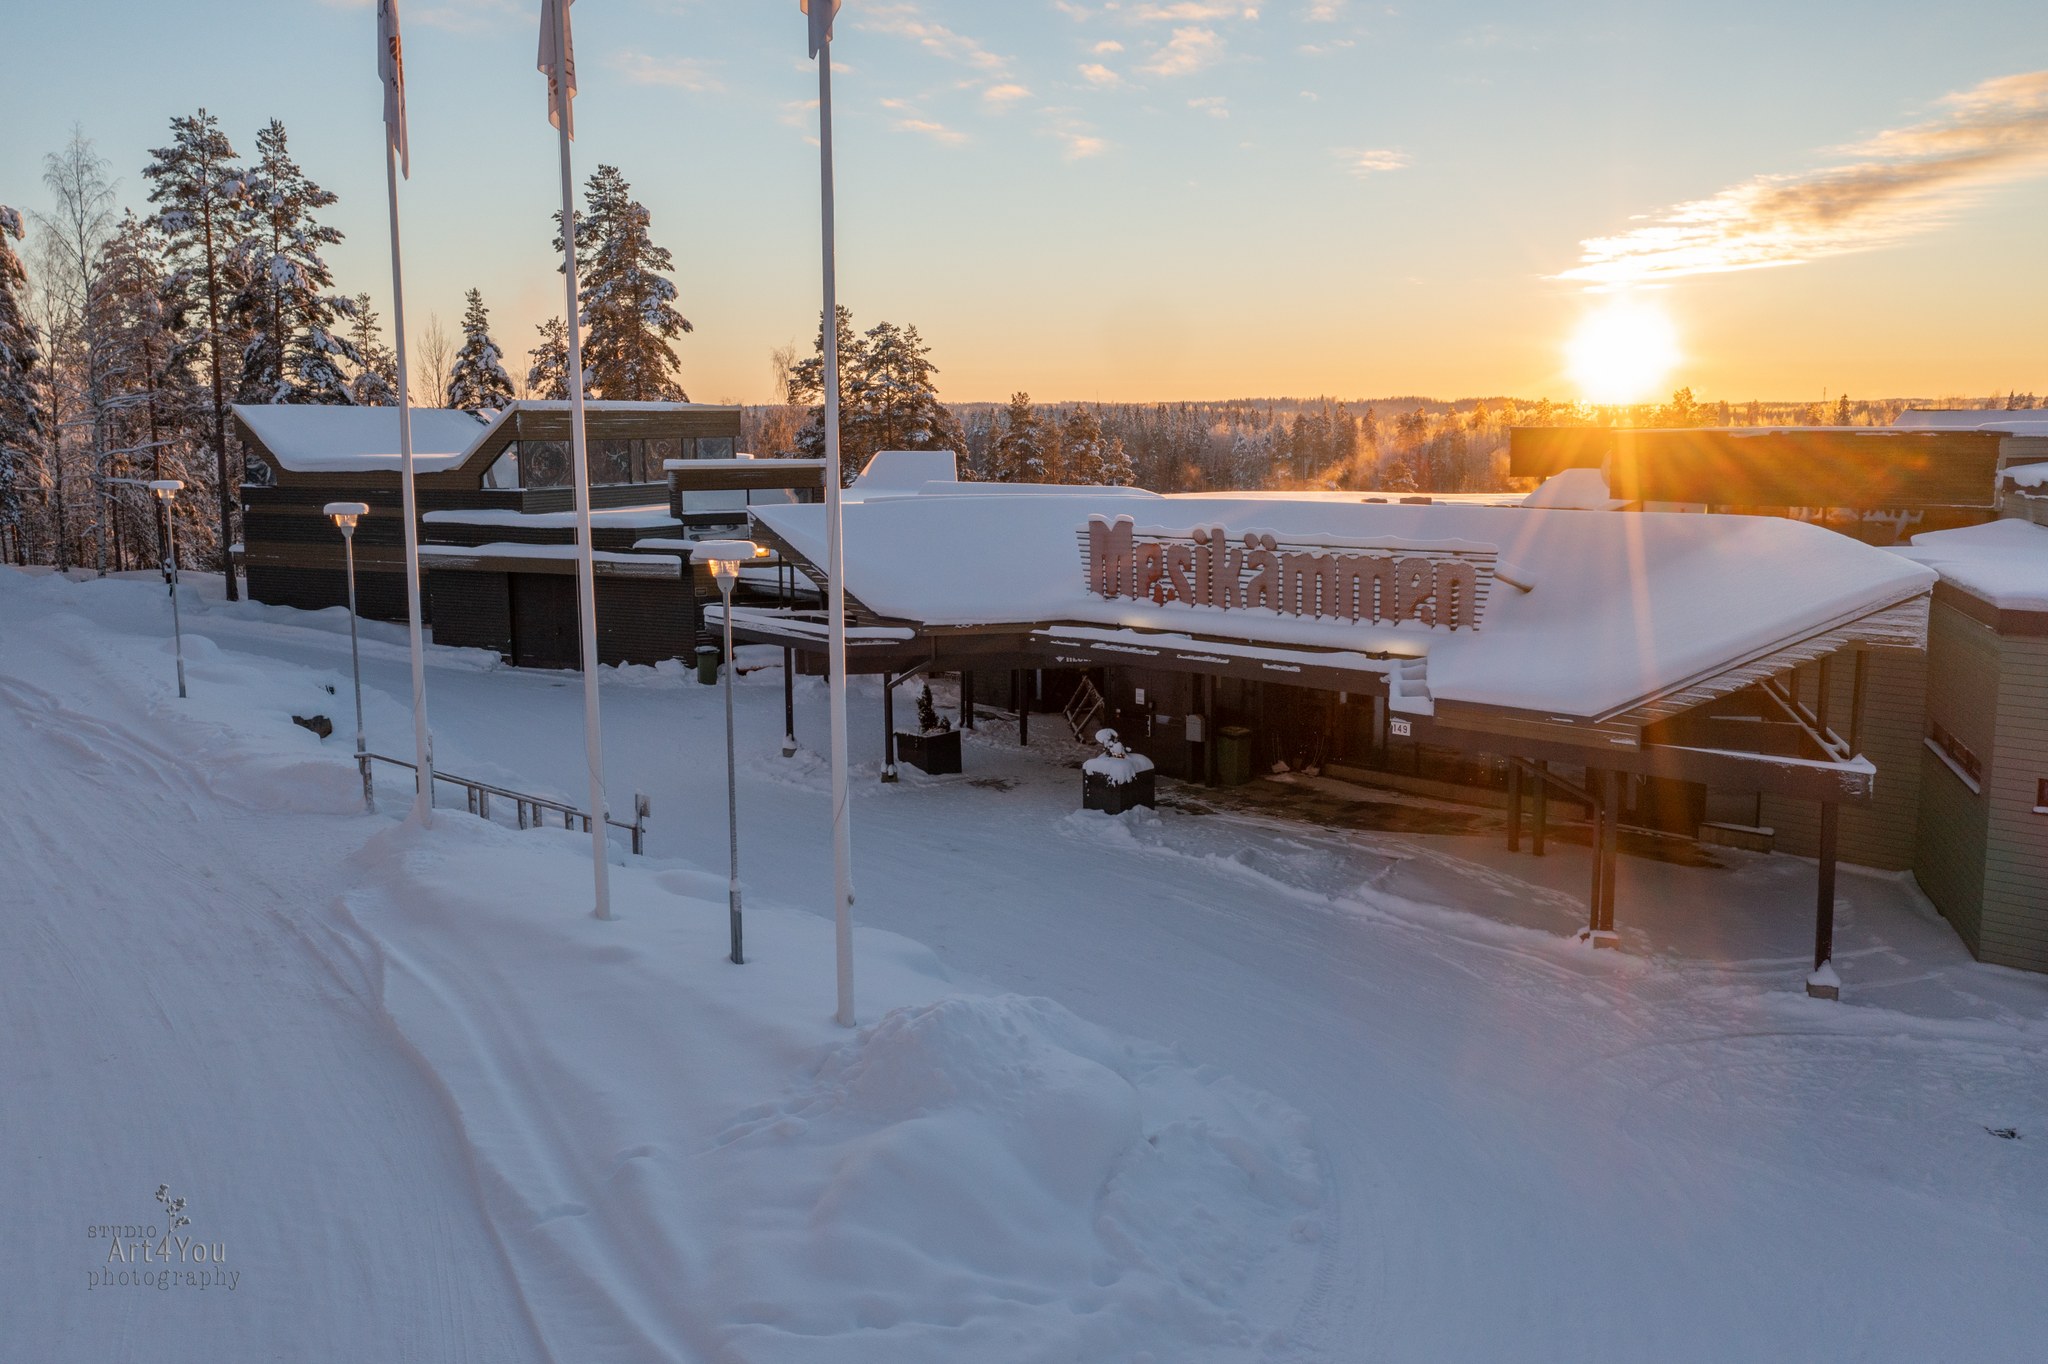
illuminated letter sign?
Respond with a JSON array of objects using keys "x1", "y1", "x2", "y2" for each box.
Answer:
[{"x1": 1079, "y1": 516, "x2": 1495, "y2": 630}]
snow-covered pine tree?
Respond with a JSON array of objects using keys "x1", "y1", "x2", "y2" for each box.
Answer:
[
  {"x1": 1059, "y1": 405, "x2": 1108, "y2": 484},
  {"x1": 0, "y1": 205, "x2": 41, "y2": 562},
  {"x1": 990, "y1": 392, "x2": 1046, "y2": 482},
  {"x1": 527, "y1": 317, "x2": 569, "y2": 399},
  {"x1": 447, "y1": 288, "x2": 514, "y2": 415},
  {"x1": 558, "y1": 165, "x2": 690, "y2": 400},
  {"x1": 788, "y1": 306, "x2": 870, "y2": 477},
  {"x1": 145, "y1": 110, "x2": 246, "y2": 595},
  {"x1": 344, "y1": 293, "x2": 398, "y2": 406},
  {"x1": 1100, "y1": 433, "x2": 1133, "y2": 487},
  {"x1": 232, "y1": 119, "x2": 358, "y2": 406},
  {"x1": 852, "y1": 320, "x2": 961, "y2": 458}
]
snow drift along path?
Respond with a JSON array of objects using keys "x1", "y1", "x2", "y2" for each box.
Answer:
[
  {"x1": 0, "y1": 576, "x2": 546, "y2": 1361},
  {"x1": 1, "y1": 568, "x2": 1323, "y2": 1362}
]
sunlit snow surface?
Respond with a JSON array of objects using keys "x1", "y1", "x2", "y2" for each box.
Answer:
[{"x1": 4, "y1": 566, "x2": 2045, "y2": 1362}]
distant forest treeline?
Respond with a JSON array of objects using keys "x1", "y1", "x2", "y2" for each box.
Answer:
[{"x1": 745, "y1": 387, "x2": 2045, "y2": 496}]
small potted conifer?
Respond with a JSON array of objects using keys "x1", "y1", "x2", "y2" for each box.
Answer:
[
  {"x1": 1082, "y1": 727, "x2": 1156, "y2": 814},
  {"x1": 895, "y1": 682, "x2": 963, "y2": 775}
]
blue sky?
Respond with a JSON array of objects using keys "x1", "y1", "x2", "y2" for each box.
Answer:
[{"x1": 8, "y1": 0, "x2": 2048, "y2": 403}]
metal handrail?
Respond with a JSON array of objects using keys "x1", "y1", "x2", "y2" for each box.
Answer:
[{"x1": 359, "y1": 750, "x2": 650, "y2": 854}]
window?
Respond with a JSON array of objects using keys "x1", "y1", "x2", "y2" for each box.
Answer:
[
  {"x1": 1928, "y1": 719, "x2": 1983, "y2": 790},
  {"x1": 481, "y1": 448, "x2": 520, "y2": 489},
  {"x1": 697, "y1": 436, "x2": 736, "y2": 461}
]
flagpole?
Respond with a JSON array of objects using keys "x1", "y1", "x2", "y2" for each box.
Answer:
[
  {"x1": 817, "y1": 36, "x2": 855, "y2": 1027},
  {"x1": 552, "y1": 0, "x2": 611, "y2": 920},
  {"x1": 383, "y1": 120, "x2": 434, "y2": 827}
]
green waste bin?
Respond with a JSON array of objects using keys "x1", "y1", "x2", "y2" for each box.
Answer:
[
  {"x1": 1216, "y1": 725, "x2": 1253, "y2": 787},
  {"x1": 695, "y1": 644, "x2": 721, "y2": 685}
]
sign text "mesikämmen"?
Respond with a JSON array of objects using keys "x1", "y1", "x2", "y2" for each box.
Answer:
[{"x1": 1083, "y1": 515, "x2": 1490, "y2": 630}]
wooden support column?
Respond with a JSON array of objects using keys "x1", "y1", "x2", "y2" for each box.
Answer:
[
  {"x1": 781, "y1": 646, "x2": 797, "y2": 756},
  {"x1": 1849, "y1": 650, "x2": 1868, "y2": 755},
  {"x1": 1506, "y1": 760, "x2": 1523, "y2": 853},
  {"x1": 881, "y1": 674, "x2": 899, "y2": 783},
  {"x1": 1815, "y1": 656, "x2": 1832, "y2": 737},
  {"x1": 1202, "y1": 675, "x2": 1218, "y2": 786},
  {"x1": 1809, "y1": 801, "x2": 1841, "y2": 999},
  {"x1": 960, "y1": 669, "x2": 975, "y2": 731},
  {"x1": 1017, "y1": 670, "x2": 1029, "y2": 746},
  {"x1": 1532, "y1": 761, "x2": 1548, "y2": 857}
]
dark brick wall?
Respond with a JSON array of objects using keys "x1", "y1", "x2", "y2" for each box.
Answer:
[
  {"x1": 247, "y1": 563, "x2": 412, "y2": 621},
  {"x1": 596, "y1": 577, "x2": 694, "y2": 666},
  {"x1": 427, "y1": 570, "x2": 512, "y2": 656}
]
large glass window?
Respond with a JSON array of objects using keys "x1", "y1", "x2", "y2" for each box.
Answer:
[
  {"x1": 696, "y1": 436, "x2": 736, "y2": 461},
  {"x1": 593, "y1": 438, "x2": 635, "y2": 486},
  {"x1": 482, "y1": 448, "x2": 521, "y2": 489},
  {"x1": 492, "y1": 434, "x2": 740, "y2": 488}
]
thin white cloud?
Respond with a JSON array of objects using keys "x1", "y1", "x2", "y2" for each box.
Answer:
[
  {"x1": 893, "y1": 116, "x2": 970, "y2": 146},
  {"x1": 860, "y1": 3, "x2": 1009, "y2": 74},
  {"x1": 1079, "y1": 62, "x2": 1124, "y2": 87},
  {"x1": 1052, "y1": 0, "x2": 1093, "y2": 17},
  {"x1": 411, "y1": 0, "x2": 521, "y2": 34},
  {"x1": 1336, "y1": 146, "x2": 1411, "y2": 177},
  {"x1": 1299, "y1": 38, "x2": 1355, "y2": 55},
  {"x1": 1561, "y1": 70, "x2": 2048, "y2": 285},
  {"x1": 1189, "y1": 95, "x2": 1230, "y2": 119},
  {"x1": 1131, "y1": 1, "x2": 1257, "y2": 19},
  {"x1": 610, "y1": 51, "x2": 724, "y2": 94},
  {"x1": 1093, "y1": 40, "x2": 1125, "y2": 54},
  {"x1": 983, "y1": 82, "x2": 1033, "y2": 106},
  {"x1": 1141, "y1": 27, "x2": 1225, "y2": 77},
  {"x1": 1302, "y1": 0, "x2": 1346, "y2": 20},
  {"x1": 1059, "y1": 130, "x2": 1109, "y2": 159}
]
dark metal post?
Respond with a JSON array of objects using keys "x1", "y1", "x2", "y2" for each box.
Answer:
[
  {"x1": 343, "y1": 527, "x2": 372, "y2": 811},
  {"x1": 1599, "y1": 769, "x2": 1620, "y2": 935},
  {"x1": 710, "y1": 567, "x2": 745, "y2": 964},
  {"x1": 1815, "y1": 656, "x2": 1832, "y2": 737},
  {"x1": 1506, "y1": 760, "x2": 1523, "y2": 853},
  {"x1": 1811, "y1": 801, "x2": 1839, "y2": 996},
  {"x1": 1586, "y1": 766, "x2": 1605, "y2": 937},
  {"x1": 163, "y1": 503, "x2": 187, "y2": 699},
  {"x1": 960, "y1": 669, "x2": 975, "y2": 731},
  {"x1": 782, "y1": 646, "x2": 797, "y2": 757},
  {"x1": 1531, "y1": 761, "x2": 1548, "y2": 857},
  {"x1": 881, "y1": 672, "x2": 898, "y2": 782}
]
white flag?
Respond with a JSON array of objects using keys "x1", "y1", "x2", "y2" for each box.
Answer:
[
  {"x1": 378, "y1": 0, "x2": 409, "y2": 177},
  {"x1": 801, "y1": 0, "x2": 839, "y2": 59},
  {"x1": 538, "y1": 0, "x2": 576, "y2": 139}
]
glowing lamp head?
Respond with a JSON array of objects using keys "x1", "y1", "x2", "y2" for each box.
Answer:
[
  {"x1": 324, "y1": 501, "x2": 370, "y2": 534},
  {"x1": 692, "y1": 539, "x2": 767, "y2": 587},
  {"x1": 148, "y1": 479, "x2": 183, "y2": 504}
]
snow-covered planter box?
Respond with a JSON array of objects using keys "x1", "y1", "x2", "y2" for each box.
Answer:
[
  {"x1": 895, "y1": 683, "x2": 962, "y2": 775},
  {"x1": 1083, "y1": 729, "x2": 1156, "y2": 814}
]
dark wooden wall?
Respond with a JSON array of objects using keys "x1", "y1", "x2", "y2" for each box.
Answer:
[{"x1": 1509, "y1": 428, "x2": 2002, "y2": 509}]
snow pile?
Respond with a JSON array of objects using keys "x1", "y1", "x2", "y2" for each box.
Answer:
[
  {"x1": 1897, "y1": 517, "x2": 2048, "y2": 611},
  {"x1": 1083, "y1": 751, "x2": 1155, "y2": 784},
  {"x1": 334, "y1": 822, "x2": 1322, "y2": 1363},
  {"x1": 1520, "y1": 465, "x2": 1622, "y2": 510},
  {"x1": 2006, "y1": 460, "x2": 2048, "y2": 490}
]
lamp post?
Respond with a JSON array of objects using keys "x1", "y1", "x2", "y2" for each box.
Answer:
[
  {"x1": 694, "y1": 539, "x2": 767, "y2": 966},
  {"x1": 326, "y1": 501, "x2": 373, "y2": 811},
  {"x1": 148, "y1": 480, "x2": 187, "y2": 699}
]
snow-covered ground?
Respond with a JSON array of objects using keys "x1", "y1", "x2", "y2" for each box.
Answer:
[{"x1": 5, "y1": 566, "x2": 2046, "y2": 1361}]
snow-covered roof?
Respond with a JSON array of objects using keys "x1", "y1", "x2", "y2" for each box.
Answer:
[
  {"x1": 852, "y1": 449, "x2": 959, "y2": 492},
  {"x1": 421, "y1": 504, "x2": 679, "y2": 530},
  {"x1": 1895, "y1": 518, "x2": 2048, "y2": 612},
  {"x1": 1891, "y1": 409, "x2": 2048, "y2": 436},
  {"x1": 752, "y1": 494, "x2": 1935, "y2": 719},
  {"x1": 234, "y1": 405, "x2": 488, "y2": 473},
  {"x1": 236, "y1": 400, "x2": 744, "y2": 475},
  {"x1": 2004, "y1": 461, "x2": 2048, "y2": 491}
]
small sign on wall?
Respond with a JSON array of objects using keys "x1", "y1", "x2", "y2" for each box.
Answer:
[
  {"x1": 1390, "y1": 718, "x2": 1413, "y2": 738},
  {"x1": 1186, "y1": 714, "x2": 1204, "y2": 742}
]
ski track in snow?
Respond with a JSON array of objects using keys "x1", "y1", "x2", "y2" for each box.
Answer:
[{"x1": 8, "y1": 568, "x2": 2048, "y2": 1362}]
